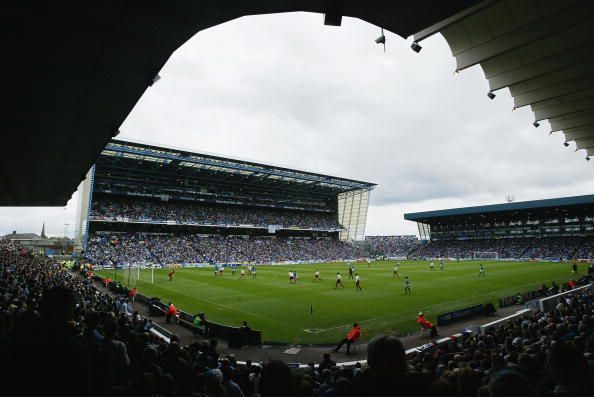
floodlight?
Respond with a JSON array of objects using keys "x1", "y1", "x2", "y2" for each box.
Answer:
[
  {"x1": 487, "y1": 91, "x2": 496, "y2": 100},
  {"x1": 410, "y1": 41, "x2": 422, "y2": 53},
  {"x1": 533, "y1": 121, "x2": 540, "y2": 128},
  {"x1": 148, "y1": 74, "x2": 161, "y2": 87},
  {"x1": 375, "y1": 28, "x2": 386, "y2": 52}
]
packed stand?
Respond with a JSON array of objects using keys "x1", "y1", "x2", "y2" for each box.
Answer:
[
  {"x1": 523, "y1": 237, "x2": 583, "y2": 260},
  {"x1": 0, "y1": 238, "x2": 164, "y2": 396},
  {"x1": 365, "y1": 235, "x2": 421, "y2": 258},
  {"x1": 572, "y1": 237, "x2": 594, "y2": 260},
  {"x1": 92, "y1": 198, "x2": 341, "y2": 230},
  {"x1": 87, "y1": 234, "x2": 365, "y2": 266},
  {"x1": 412, "y1": 239, "x2": 532, "y2": 260},
  {"x1": 411, "y1": 237, "x2": 590, "y2": 260},
  {"x1": 2, "y1": 237, "x2": 594, "y2": 396},
  {"x1": 408, "y1": 285, "x2": 594, "y2": 397}
]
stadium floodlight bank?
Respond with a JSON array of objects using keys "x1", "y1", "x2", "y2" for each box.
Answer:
[{"x1": 75, "y1": 139, "x2": 375, "y2": 253}]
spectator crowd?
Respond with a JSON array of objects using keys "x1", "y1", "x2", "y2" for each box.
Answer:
[
  {"x1": 92, "y1": 199, "x2": 341, "y2": 230},
  {"x1": 411, "y1": 237, "x2": 594, "y2": 261},
  {"x1": 365, "y1": 235, "x2": 421, "y2": 257},
  {"x1": 2, "y1": 237, "x2": 593, "y2": 396},
  {"x1": 86, "y1": 234, "x2": 365, "y2": 266},
  {"x1": 85, "y1": 233, "x2": 594, "y2": 267}
]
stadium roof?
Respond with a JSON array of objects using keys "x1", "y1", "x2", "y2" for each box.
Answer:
[
  {"x1": 0, "y1": 1, "x2": 484, "y2": 206},
  {"x1": 98, "y1": 139, "x2": 375, "y2": 194},
  {"x1": 6, "y1": 1, "x2": 594, "y2": 205},
  {"x1": 404, "y1": 194, "x2": 594, "y2": 224},
  {"x1": 413, "y1": 0, "x2": 594, "y2": 160}
]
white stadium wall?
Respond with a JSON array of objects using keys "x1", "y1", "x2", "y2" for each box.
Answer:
[
  {"x1": 74, "y1": 166, "x2": 95, "y2": 253},
  {"x1": 338, "y1": 189, "x2": 370, "y2": 242}
]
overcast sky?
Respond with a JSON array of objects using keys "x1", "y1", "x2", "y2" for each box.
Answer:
[{"x1": 1, "y1": 12, "x2": 593, "y2": 239}]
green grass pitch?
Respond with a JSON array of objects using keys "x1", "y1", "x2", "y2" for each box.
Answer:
[{"x1": 97, "y1": 260, "x2": 578, "y2": 344}]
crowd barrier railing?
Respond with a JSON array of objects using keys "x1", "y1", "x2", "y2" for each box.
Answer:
[
  {"x1": 479, "y1": 308, "x2": 532, "y2": 335},
  {"x1": 535, "y1": 283, "x2": 592, "y2": 312}
]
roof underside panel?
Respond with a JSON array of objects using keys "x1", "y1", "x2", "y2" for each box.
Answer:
[
  {"x1": 2, "y1": 1, "x2": 480, "y2": 206},
  {"x1": 101, "y1": 140, "x2": 375, "y2": 194},
  {"x1": 415, "y1": 0, "x2": 594, "y2": 158}
]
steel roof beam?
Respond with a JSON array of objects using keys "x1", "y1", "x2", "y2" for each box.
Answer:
[
  {"x1": 510, "y1": 60, "x2": 594, "y2": 97},
  {"x1": 575, "y1": 141, "x2": 594, "y2": 151},
  {"x1": 105, "y1": 143, "x2": 372, "y2": 190},
  {"x1": 454, "y1": 2, "x2": 593, "y2": 71},
  {"x1": 487, "y1": 42, "x2": 594, "y2": 92},
  {"x1": 533, "y1": 95, "x2": 594, "y2": 121},
  {"x1": 530, "y1": 86, "x2": 594, "y2": 111},
  {"x1": 412, "y1": 0, "x2": 498, "y2": 42},
  {"x1": 513, "y1": 74, "x2": 594, "y2": 108},
  {"x1": 95, "y1": 166, "x2": 339, "y2": 199},
  {"x1": 562, "y1": 125, "x2": 594, "y2": 141},
  {"x1": 549, "y1": 112, "x2": 594, "y2": 132}
]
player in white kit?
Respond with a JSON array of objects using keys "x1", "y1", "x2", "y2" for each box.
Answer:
[{"x1": 335, "y1": 272, "x2": 344, "y2": 289}]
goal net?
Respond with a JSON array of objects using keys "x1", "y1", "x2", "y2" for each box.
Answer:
[{"x1": 473, "y1": 251, "x2": 499, "y2": 261}]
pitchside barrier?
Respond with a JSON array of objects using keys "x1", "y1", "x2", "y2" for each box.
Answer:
[
  {"x1": 499, "y1": 289, "x2": 543, "y2": 308},
  {"x1": 150, "y1": 323, "x2": 173, "y2": 343},
  {"x1": 140, "y1": 294, "x2": 263, "y2": 346},
  {"x1": 479, "y1": 308, "x2": 532, "y2": 335},
  {"x1": 311, "y1": 333, "x2": 469, "y2": 370},
  {"x1": 437, "y1": 304, "x2": 484, "y2": 326},
  {"x1": 531, "y1": 283, "x2": 592, "y2": 312}
]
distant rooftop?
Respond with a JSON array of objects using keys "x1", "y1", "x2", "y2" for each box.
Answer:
[{"x1": 3, "y1": 232, "x2": 41, "y2": 240}]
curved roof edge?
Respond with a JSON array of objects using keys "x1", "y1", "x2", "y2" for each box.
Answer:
[{"x1": 413, "y1": 0, "x2": 594, "y2": 160}]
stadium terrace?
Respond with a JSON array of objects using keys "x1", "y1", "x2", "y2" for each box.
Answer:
[
  {"x1": 404, "y1": 195, "x2": 594, "y2": 261},
  {"x1": 405, "y1": 195, "x2": 594, "y2": 240},
  {"x1": 77, "y1": 140, "x2": 375, "y2": 265}
]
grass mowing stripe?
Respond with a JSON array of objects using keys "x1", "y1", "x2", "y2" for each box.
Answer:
[
  {"x1": 97, "y1": 260, "x2": 577, "y2": 343},
  {"x1": 137, "y1": 279, "x2": 305, "y2": 331},
  {"x1": 308, "y1": 276, "x2": 564, "y2": 334}
]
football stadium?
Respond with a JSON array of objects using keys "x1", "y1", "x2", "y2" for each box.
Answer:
[
  {"x1": 3, "y1": 1, "x2": 594, "y2": 396},
  {"x1": 78, "y1": 141, "x2": 592, "y2": 344}
]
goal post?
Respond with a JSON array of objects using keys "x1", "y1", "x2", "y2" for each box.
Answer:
[{"x1": 473, "y1": 251, "x2": 499, "y2": 261}]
